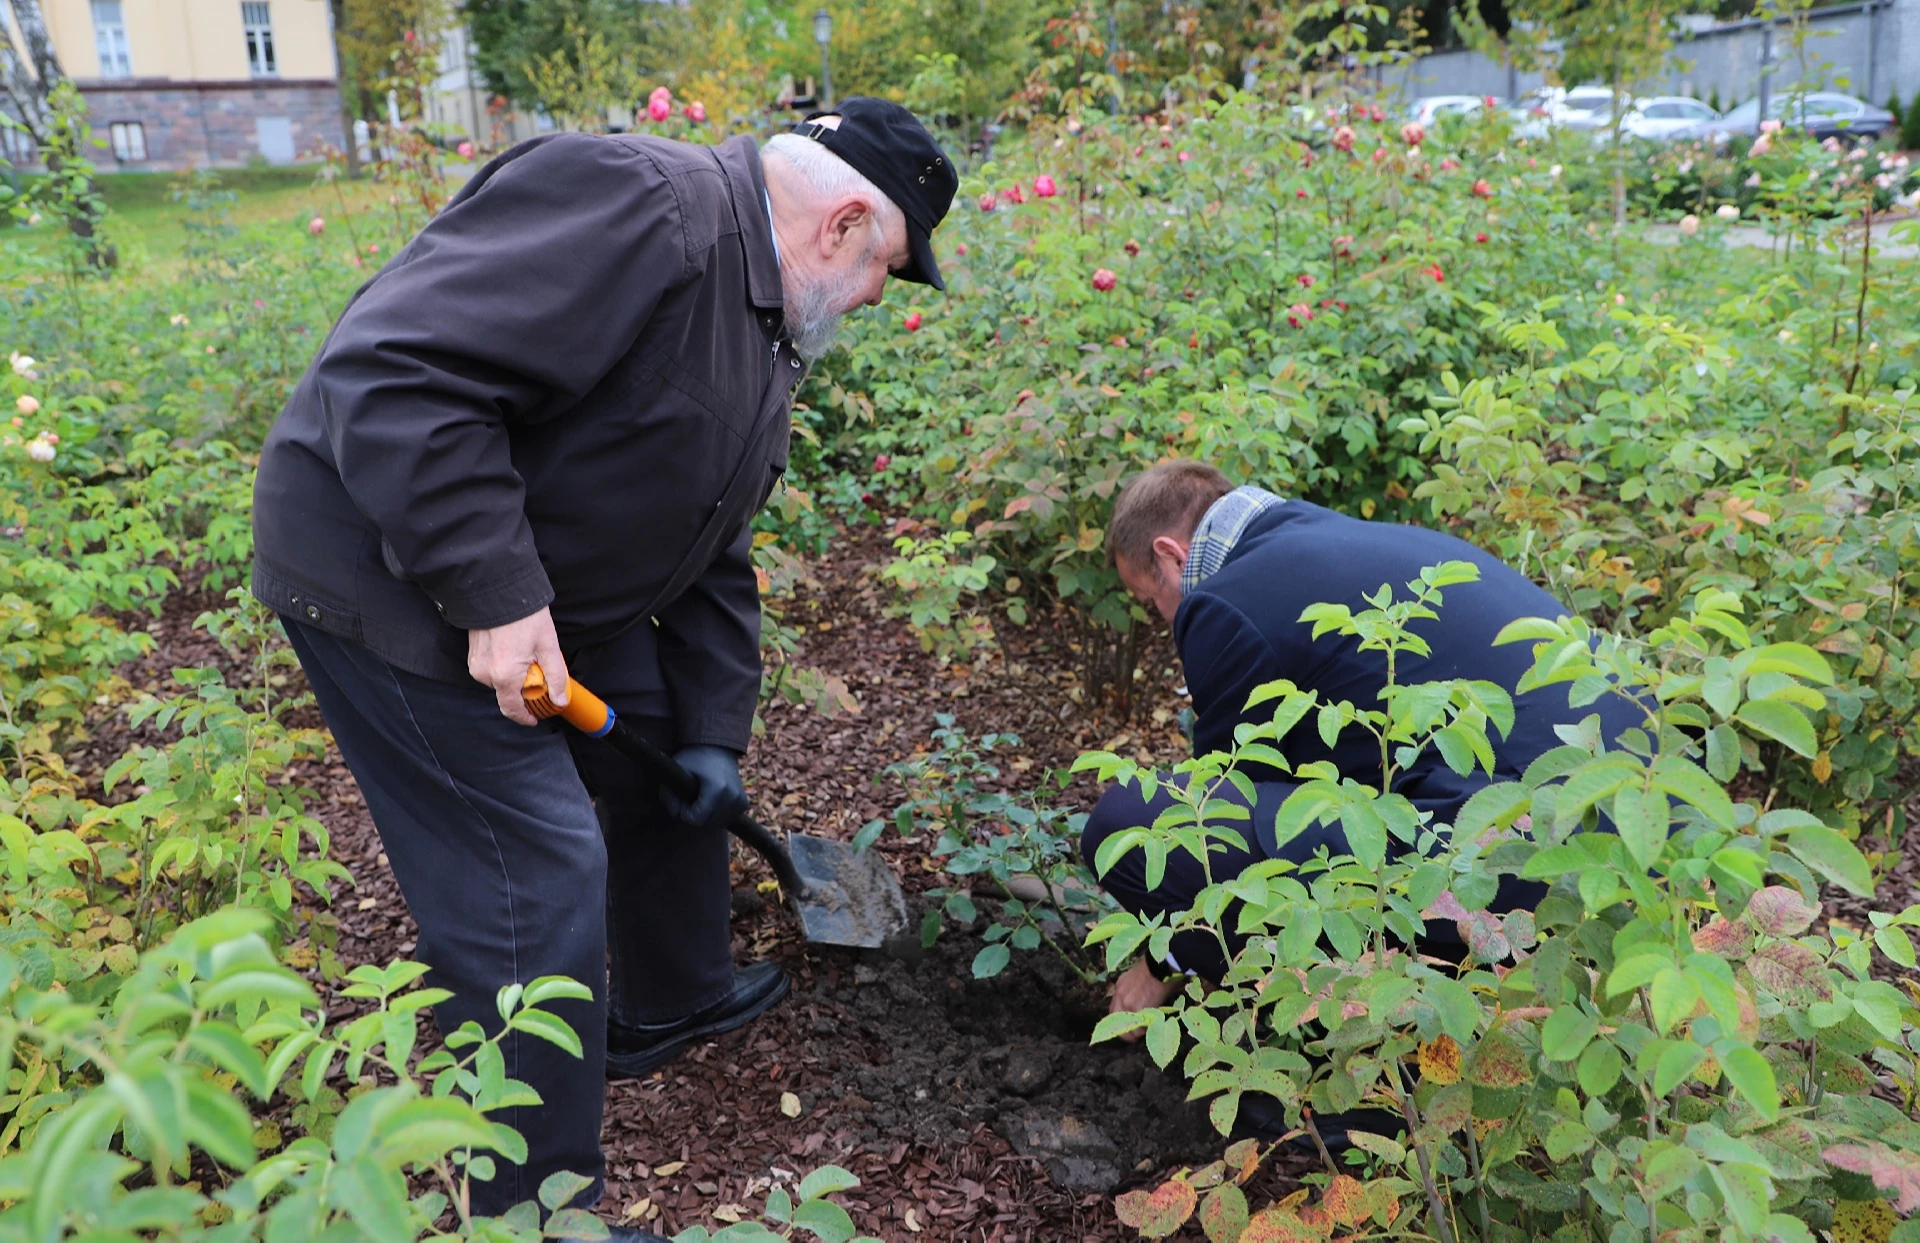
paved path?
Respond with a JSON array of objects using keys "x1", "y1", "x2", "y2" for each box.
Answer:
[{"x1": 1643, "y1": 215, "x2": 1920, "y2": 258}]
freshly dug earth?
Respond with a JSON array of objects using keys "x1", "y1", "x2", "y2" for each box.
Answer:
[{"x1": 798, "y1": 907, "x2": 1219, "y2": 1191}]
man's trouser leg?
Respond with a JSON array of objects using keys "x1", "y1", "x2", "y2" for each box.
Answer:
[
  {"x1": 283, "y1": 620, "x2": 608, "y2": 1217},
  {"x1": 564, "y1": 628, "x2": 736, "y2": 1029},
  {"x1": 1083, "y1": 776, "x2": 1364, "y2": 979}
]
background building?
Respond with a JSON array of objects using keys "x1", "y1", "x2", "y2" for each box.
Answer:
[{"x1": 25, "y1": 0, "x2": 346, "y2": 170}]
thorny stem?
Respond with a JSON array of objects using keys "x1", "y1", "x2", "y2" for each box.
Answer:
[{"x1": 1390, "y1": 1062, "x2": 1456, "y2": 1243}]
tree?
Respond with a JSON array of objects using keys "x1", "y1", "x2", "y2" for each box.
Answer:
[
  {"x1": 0, "y1": 0, "x2": 61, "y2": 150},
  {"x1": 1490, "y1": 0, "x2": 1683, "y2": 225}
]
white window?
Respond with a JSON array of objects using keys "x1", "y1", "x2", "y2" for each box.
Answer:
[
  {"x1": 242, "y1": 2, "x2": 277, "y2": 77},
  {"x1": 108, "y1": 121, "x2": 146, "y2": 162},
  {"x1": 91, "y1": 0, "x2": 132, "y2": 79}
]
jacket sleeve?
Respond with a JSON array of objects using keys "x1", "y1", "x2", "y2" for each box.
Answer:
[
  {"x1": 1176, "y1": 590, "x2": 1293, "y2": 763},
  {"x1": 653, "y1": 525, "x2": 764, "y2": 753},
  {"x1": 312, "y1": 134, "x2": 687, "y2": 630}
]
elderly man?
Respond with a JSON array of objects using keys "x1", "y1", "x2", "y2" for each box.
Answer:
[
  {"x1": 251, "y1": 101, "x2": 955, "y2": 1236},
  {"x1": 1085, "y1": 461, "x2": 1640, "y2": 1030}
]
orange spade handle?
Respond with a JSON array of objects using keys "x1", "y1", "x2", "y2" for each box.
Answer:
[{"x1": 522, "y1": 663, "x2": 615, "y2": 736}]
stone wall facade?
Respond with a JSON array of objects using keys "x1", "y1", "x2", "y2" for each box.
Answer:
[{"x1": 75, "y1": 78, "x2": 347, "y2": 171}]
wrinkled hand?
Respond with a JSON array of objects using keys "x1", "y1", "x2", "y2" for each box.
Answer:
[
  {"x1": 467, "y1": 607, "x2": 568, "y2": 726},
  {"x1": 662, "y1": 745, "x2": 748, "y2": 831},
  {"x1": 1109, "y1": 957, "x2": 1181, "y2": 1041}
]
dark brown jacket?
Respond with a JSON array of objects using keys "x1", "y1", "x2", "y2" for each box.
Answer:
[{"x1": 252, "y1": 132, "x2": 801, "y2": 751}]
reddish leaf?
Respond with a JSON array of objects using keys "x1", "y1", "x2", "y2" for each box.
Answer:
[
  {"x1": 1224, "y1": 1138, "x2": 1262, "y2": 1182},
  {"x1": 1692, "y1": 917, "x2": 1752, "y2": 959},
  {"x1": 1744, "y1": 886, "x2": 1820, "y2": 937},
  {"x1": 1115, "y1": 1189, "x2": 1151, "y2": 1228},
  {"x1": 1199, "y1": 1184, "x2": 1250, "y2": 1243},
  {"x1": 1420, "y1": 1081, "x2": 1472, "y2": 1138},
  {"x1": 1240, "y1": 1207, "x2": 1328, "y2": 1243},
  {"x1": 1134, "y1": 1179, "x2": 1198, "y2": 1239},
  {"x1": 1463, "y1": 911, "x2": 1511, "y2": 964},
  {"x1": 1823, "y1": 1143, "x2": 1920, "y2": 1213},
  {"x1": 1748, "y1": 941, "x2": 1834, "y2": 1003},
  {"x1": 1323, "y1": 1175, "x2": 1368, "y2": 1226},
  {"x1": 1468, "y1": 1028, "x2": 1533, "y2": 1089}
]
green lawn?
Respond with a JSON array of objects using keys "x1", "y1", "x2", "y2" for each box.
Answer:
[{"x1": 9, "y1": 162, "x2": 471, "y2": 271}]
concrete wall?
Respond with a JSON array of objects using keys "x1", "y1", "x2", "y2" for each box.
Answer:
[{"x1": 1394, "y1": 0, "x2": 1920, "y2": 111}]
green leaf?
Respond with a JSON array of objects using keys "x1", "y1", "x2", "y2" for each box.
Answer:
[
  {"x1": 791, "y1": 1195, "x2": 858, "y2": 1243},
  {"x1": 1710, "y1": 1161, "x2": 1771, "y2": 1237},
  {"x1": 508, "y1": 1008, "x2": 583, "y2": 1058},
  {"x1": 1146, "y1": 1014, "x2": 1181, "y2": 1070},
  {"x1": 1734, "y1": 700, "x2": 1818, "y2": 758},
  {"x1": 540, "y1": 1170, "x2": 595, "y2": 1212},
  {"x1": 1577, "y1": 1041, "x2": 1623, "y2": 1096},
  {"x1": 1554, "y1": 758, "x2": 1639, "y2": 832},
  {"x1": 1454, "y1": 782, "x2": 1531, "y2": 841},
  {"x1": 796, "y1": 1164, "x2": 861, "y2": 1201},
  {"x1": 1744, "y1": 642, "x2": 1833, "y2": 684},
  {"x1": 971, "y1": 944, "x2": 1010, "y2": 979},
  {"x1": 1540, "y1": 1005, "x2": 1598, "y2": 1062},
  {"x1": 1649, "y1": 969, "x2": 1701, "y2": 1035},
  {"x1": 522, "y1": 976, "x2": 593, "y2": 1008},
  {"x1": 1648, "y1": 755, "x2": 1735, "y2": 829},
  {"x1": 1652, "y1": 1042, "x2": 1706, "y2": 1096},
  {"x1": 1784, "y1": 824, "x2": 1873, "y2": 897},
  {"x1": 1720, "y1": 1045, "x2": 1779, "y2": 1122},
  {"x1": 1613, "y1": 783, "x2": 1668, "y2": 871}
]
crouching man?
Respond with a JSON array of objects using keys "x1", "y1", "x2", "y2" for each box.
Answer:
[{"x1": 1085, "y1": 461, "x2": 1641, "y2": 1024}]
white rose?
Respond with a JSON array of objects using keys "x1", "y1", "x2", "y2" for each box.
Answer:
[
  {"x1": 25, "y1": 437, "x2": 55, "y2": 463},
  {"x1": 1679, "y1": 214, "x2": 1699, "y2": 235},
  {"x1": 8, "y1": 353, "x2": 35, "y2": 376},
  {"x1": 1716, "y1": 204, "x2": 1741, "y2": 220}
]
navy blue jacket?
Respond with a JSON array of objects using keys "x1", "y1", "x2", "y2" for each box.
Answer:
[{"x1": 1174, "y1": 501, "x2": 1641, "y2": 846}]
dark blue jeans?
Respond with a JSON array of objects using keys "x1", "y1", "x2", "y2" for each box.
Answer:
[{"x1": 283, "y1": 619, "x2": 734, "y2": 1216}]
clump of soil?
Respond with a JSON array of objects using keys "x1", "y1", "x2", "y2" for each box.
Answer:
[{"x1": 797, "y1": 901, "x2": 1220, "y2": 1190}]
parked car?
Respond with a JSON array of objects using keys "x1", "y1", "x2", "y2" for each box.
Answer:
[
  {"x1": 1554, "y1": 85, "x2": 1627, "y2": 132},
  {"x1": 1405, "y1": 95, "x2": 1490, "y2": 127},
  {"x1": 1674, "y1": 91, "x2": 1897, "y2": 145},
  {"x1": 1620, "y1": 96, "x2": 1721, "y2": 141}
]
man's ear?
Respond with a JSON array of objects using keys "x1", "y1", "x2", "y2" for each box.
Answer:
[
  {"x1": 823, "y1": 197, "x2": 874, "y2": 257},
  {"x1": 1151, "y1": 534, "x2": 1189, "y2": 573}
]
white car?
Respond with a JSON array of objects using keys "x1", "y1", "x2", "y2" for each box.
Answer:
[
  {"x1": 1621, "y1": 96, "x2": 1721, "y2": 141},
  {"x1": 1553, "y1": 86, "x2": 1626, "y2": 131},
  {"x1": 1406, "y1": 95, "x2": 1490, "y2": 127}
]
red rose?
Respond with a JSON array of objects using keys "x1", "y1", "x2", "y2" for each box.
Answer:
[
  {"x1": 1092, "y1": 268, "x2": 1117, "y2": 292},
  {"x1": 1034, "y1": 174, "x2": 1058, "y2": 197},
  {"x1": 1440, "y1": 157, "x2": 1459, "y2": 171},
  {"x1": 1005, "y1": 183, "x2": 1026, "y2": 204},
  {"x1": 1295, "y1": 188, "x2": 1308, "y2": 198},
  {"x1": 1286, "y1": 302, "x2": 1314, "y2": 328},
  {"x1": 1333, "y1": 234, "x2": 1354, "y2": 258},
  {"x1": 1331, "y1": 126, "x2": 1355, "y2": 153},
  {"x1": 1369, "y1": 104, "x2": 1384, "y2": 122},
  {"x1": 1426, "y1": 263, "x2": 1445, "y2": 283},
  {"x1": 1297, "y1": 273, "x2": 1316, "y2": 288},
  {"x1": 1401, "y1": 122, "x2": 1426, "y2": 146},
  {"x1": 1371, "y1": 147, "x2": 1386, "y2": 164},
  {"x1": 903, "y1": 314, "x2": 921, "y2": 333},
  {"x1": 978, "y1": 193, "x2": 996, "y2": 212},
  {"x1": 1124, "y1": 239, "x2": 1140, "y2": 257},
  {"x1": 684, "y1": 102, "x2": 707, "y2": 123},
  {"x1": 1471, "y1": 178, "x2": 1493, "y2": 199},
  {"x1": 1189, "y1": 332, "x2": 1199, "y2": 348},
  {"x1": 874, "y1": 454, "x2": 892, "y2": 471},
  {"x1": 955, "y1": 242, "x2": 967, "y2": 256},
  {"x1": 1474, "y1": 232, "x2": 1488, "y2": 243}
]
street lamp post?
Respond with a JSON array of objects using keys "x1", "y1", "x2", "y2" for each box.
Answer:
[{"x1": 813, "y1": 7, "x2": 833, "y2": 109}]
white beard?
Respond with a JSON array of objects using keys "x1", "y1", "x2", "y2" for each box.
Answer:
[{"x1": 782, "y1": 244, "x2": 877, "y2": 361}]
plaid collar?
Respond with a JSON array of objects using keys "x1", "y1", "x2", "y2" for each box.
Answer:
[{"x1": 1181, "y1": 487, "x2": 1286, "y2": 595}]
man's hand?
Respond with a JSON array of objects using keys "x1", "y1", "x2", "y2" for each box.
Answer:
[
  {"x1": 467, "y1": 606, "x2": 569, "y2": 725},
  {"x1": 661, "y1": 745, "x2": 749, "y2": 831},
  {"x1": 1109, "y1": 957, "x2": 1181, "y2": 1041}
]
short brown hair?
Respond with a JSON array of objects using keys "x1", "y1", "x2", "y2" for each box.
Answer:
[{"x1": 1108, "y1": 460, "x2": 1233, "y2": 568}]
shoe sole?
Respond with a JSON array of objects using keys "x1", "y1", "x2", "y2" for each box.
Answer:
[{"x1": 604, "y1": 972, "x2": 792, "y2": 1080}]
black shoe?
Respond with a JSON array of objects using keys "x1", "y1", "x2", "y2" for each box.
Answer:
[{"x1": 605, "y1": 962, "x2": 791, "y2": 1080}]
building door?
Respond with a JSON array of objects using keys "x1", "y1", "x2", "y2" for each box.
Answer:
[{"x1": 256, "y1": 116, "x2": 295, "y2": 164}]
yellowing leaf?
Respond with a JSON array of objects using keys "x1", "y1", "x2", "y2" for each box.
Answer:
[
  {"x1": 779, "y1": 1092, "x2": 802, "y2": 1119},
  {"x1": 1417, "y1": 1035, "x2": 1462, "y2": 1085}
]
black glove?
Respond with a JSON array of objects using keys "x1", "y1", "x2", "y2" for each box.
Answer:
[{"x1": 661, "y1": 745, "x2": 749, "y2": 831}]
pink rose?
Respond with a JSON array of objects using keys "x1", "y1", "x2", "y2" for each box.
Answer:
[
  {"x1": 307, "y1": 216, "x2": 325, "y2": 236},
  {"x1": 1286, "y1": 303, "x2": 1314, "y2": 328},
  {"x1": 978, "y1": 192, "x2": 996, "y2": 212},
  {"x1": 456, "y1": 140, "x2": 474, "y2": 159},
  {"x1": 1401, "y1": 122, "x2": 1425, "y2": 146},
  {"x1": 1033, "y1": 174, "x2": 1057, "y2": 197},
  {"x1": 1331, "y1": 126, "x2": 1355, "y2": 152},
  {"x1": 648, "y1": 97, "x2": 671, "y2": 123},
  {"x1": 1091, "y1": 268, "x2": 1117, "y2": 292},
  {"x1": 685, "y1": 102, "x2": 707, "y2": 123}
]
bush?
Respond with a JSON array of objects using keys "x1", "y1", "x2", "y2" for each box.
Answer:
[{"x1": 1077, "y1": 566, "x2": 1912, "y2": 1242}]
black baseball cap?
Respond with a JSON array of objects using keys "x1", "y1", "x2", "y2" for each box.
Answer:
[{"x1": 792, "y1": 97, "x2": 957, "y2": 291}]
